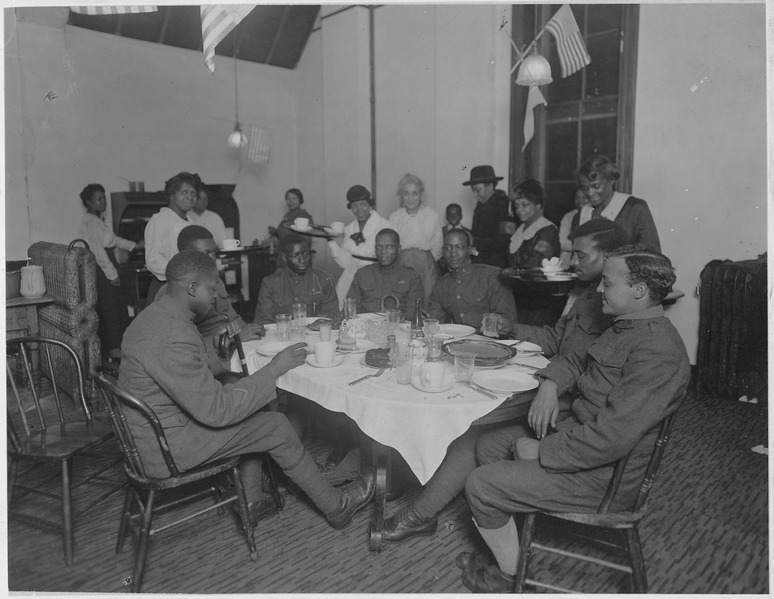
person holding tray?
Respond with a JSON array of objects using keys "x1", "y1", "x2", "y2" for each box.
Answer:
[{"x1": 327, "y1": 185, "x2": 389, "y2": 308}]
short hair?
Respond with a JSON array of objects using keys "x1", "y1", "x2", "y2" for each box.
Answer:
[
  {"x1": 286, "y1": 188, "x2": 304, "y2": 205},
  {"x1": 571, "y1": 219, "x2": 628, "y2": 252},
  {"x1": 80, "y1": 183, "x2": 105, "y2": 207},
  {"x1": 164, "y1": 172, "x2": 199, "y2": 198},
  {"x1": 444, "y1": 228, "x2": 470, "y2": 248},
  {"x1": 165, "y1": 250, "x2": 218, "y2": 285},
  {"x1": 396, "y1": 173, "x2": 425, "y2": 207},
  {"x1": 280, "y1": 233, "x2": 310, "y2": 254},
  {"x1": 578, "y1": 154, "x2": 620, "y2": 183},
  {"x1": 177, "y1": 225, "x2": 213, "y2": 251},
  {"x1": 512, "y1": 178, "x2": 544, "y2": 207},
  {"x1": 446, "y1": 203, "x2": 462, "y2": 214},
  {"x1": 376, "y1": 228, "x2": 400, "y2": 245},
  {"x1": 606, "y1": 244, "x2": 675, "y2": 303}
]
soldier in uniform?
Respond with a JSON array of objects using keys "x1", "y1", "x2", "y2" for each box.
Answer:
[
  {"x1": 347, "y1": 228, "x2": 423, "y2": 319},
  {"x1": 426, "y1": 229, "x2": 517, "y2": 328},
  {"x1": 253, "y1": 233, "x2": 338, "y2": 324}
]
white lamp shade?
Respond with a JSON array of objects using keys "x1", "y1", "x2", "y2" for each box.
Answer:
[
  {"x1": 227, "y1": 126, "x2": 246, "y2": 149},
  {"x1": 516, "y1": 54, "x2": 553, "y2": 86}
]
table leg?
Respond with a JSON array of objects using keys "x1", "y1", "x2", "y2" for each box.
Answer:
[{"x1": 368, "y1": 442, "x2": 390, "y2": 553}]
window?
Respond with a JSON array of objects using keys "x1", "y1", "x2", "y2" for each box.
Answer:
[{"x1": 509, "y1": 4, "x2": 638, "y2": 224}]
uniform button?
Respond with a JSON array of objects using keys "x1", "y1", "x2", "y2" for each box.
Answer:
[
  {"x1": 613, "y1": 327, "x2": 621, "y2": 334},
  {"x1": 460, "y1": 313, "x2": 464, "y2": 318},
  {"x1": 576, "y1": 314, "x2": 581, "y2": 319},
  {"x1": 457, "y1": 280, "x2": 461, "y2": 284},
  {"x1": 456, "y1": 295, "x2": 461, "y2": 299}
]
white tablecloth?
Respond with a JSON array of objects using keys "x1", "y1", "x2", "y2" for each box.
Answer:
[{"x1": 233, "y1": 327, "x2": 547, "y2": 485}]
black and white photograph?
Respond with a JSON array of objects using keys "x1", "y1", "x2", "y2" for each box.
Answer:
[{"x1": 4, "y1": 1, "x2": 768, "y2": 594}]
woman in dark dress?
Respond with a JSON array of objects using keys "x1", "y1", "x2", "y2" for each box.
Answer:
[
  {"x1": 508, "y1": 178, "x2": 559, "y2": 268},
  {"x1": 270, "y1": 188, "x2": 314, "y2": 240}
]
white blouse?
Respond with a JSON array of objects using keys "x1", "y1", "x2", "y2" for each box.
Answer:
[
  {"x1": 388, "y1": 206, "x2": 443, "y2": 260},
  {"x1": 79, "y1": 213, "x2": 136, "y2": 281}
]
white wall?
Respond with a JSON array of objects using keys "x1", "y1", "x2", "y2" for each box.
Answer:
[
  {"x1": 633, "y1": 3, "x2": 767, "y2": 362},
  {"x1": 5, "y1": 14, "x2": 299, "y2": 261}
]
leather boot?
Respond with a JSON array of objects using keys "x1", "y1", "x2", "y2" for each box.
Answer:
[
  {"x1": 380, "y1": 506, "x2": 438, "y2": 543},
  {"x1": 326, "y1": 467, "x2": 376, "y2": 529}
]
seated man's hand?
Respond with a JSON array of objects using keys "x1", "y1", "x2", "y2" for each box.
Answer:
[
  {"x1": 240, "y1": 323, "x2": 265, "y2": 341},
  {"x1": 528, "y1": 379, "x2": 559, "y2": 440},
  {"x1": 495, "y1": 314, "x2": 513, "y2": 335},
  {"x1": 514, "y1": 437, "x2": 540, "y2": 460},
  {"x1": 269, "y1": 342, "x2": 308, "y2": 376}
]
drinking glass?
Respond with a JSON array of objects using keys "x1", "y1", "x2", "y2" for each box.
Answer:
[
  {"x1": 386, "y1": 308, "x2": 402, "y2": 325},
  {"x1": 292, "y1": 302, "x2": 307, "y2": 332},
  {"x1": 425, "y1": 335, "x2": 444, "y2": 361},
  {"x1": 276, "y1": 314, "x2": 292, "y2": 341},
  {"x1": 344, "y1": 298, "x2": 358, "y2": 320},
  {"x1": 394, "y1": 343, "x2": 413, "y2": 385},
  {"x1": 482, "y1": 313, "x2": 499, "y2": 338},
  {"x1": 317, "y1": 318, "x2": 332, "y2": 342},
  {"x1": 454, "y1": 355, "x2": 475, "y2": 382},
  {"x1": 422, "y1": 318, "x2": 441, "y2": 339}
]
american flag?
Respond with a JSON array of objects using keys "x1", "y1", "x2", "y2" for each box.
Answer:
[
  {"x1": 200, "y1": 5, "x2": 254, "y2": 74},
  {"x1": 544, "y1": 4, "x2": 591, "y2": 78},
  {"x1": 70, "y1": 5, "x2": 157, "y2": 15},
  {"x1": 247, "y1": 126, "x2": 270, "y2": 164}
]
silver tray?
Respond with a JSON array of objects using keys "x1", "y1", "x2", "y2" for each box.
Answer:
[{"x1": 442, "y1": 339, "x2": 518, "y2": 367}]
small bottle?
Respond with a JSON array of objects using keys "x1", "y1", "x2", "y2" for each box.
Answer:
[
  {"x1": 387, "y1": 334, "x2": 398, "y2": 366},
  {"x1": 411, "y1": 299, "x2": 424, "y2": 341}
]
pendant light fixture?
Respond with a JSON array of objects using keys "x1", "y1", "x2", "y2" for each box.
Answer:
[{"x1": 227, "y1": 53, "x2": 246, "y2": 149}]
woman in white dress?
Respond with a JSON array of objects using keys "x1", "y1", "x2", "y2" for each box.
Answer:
[
  {"x1": 327, "y1": 184, "x2": 389, "y2": 307},
  {"x1": 387, "y1": 174, "x2": 442, "y2": 301}
]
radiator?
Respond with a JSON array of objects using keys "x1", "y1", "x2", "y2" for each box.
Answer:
[{"x1": 697, "y1": 257, "x2": 767, "y2": 402}]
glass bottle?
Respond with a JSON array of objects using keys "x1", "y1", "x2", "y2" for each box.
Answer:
[{"x1": 411, "y1": 299, "x2": 424, "y2": 341}]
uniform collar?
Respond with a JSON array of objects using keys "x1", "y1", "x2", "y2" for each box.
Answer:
[
  {"x1": 614, "y1": 304, "x2": 664, "y2": 323},
  {"x1": 157, "y1": 293, "x2": 196, "y2": 322}
]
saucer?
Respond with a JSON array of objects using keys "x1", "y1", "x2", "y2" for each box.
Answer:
[
  {"x1": 411, "y1": 375, "x2": 454, "y2": 393},
  {"x1": 305, "y1": 354, "x2": 344, "y2": 368}
]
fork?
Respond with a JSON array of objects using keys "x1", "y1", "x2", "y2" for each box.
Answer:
[{"x1": 348, "y1": 368, "x2": 386, "y2": 386}]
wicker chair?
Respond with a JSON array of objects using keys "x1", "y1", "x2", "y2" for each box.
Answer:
[
  {"x1": 514, "y1": 408, "x2": 681, "y2": 593},
  {"x1": 92, "y1": 369, "x2": 259, "y2": 592}
]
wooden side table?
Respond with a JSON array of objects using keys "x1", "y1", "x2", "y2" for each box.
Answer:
[{"x1": 6, "y1": 294, "x2": 55, "y2": 374}]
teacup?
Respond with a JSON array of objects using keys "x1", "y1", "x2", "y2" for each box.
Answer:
[
  {"x1": 222, "y1": 239, "x2": 241, "y2": 250},
  {"x1": 420, "y1": 362, "x2": 445, "y2": 389},
  {"x1": 330, "y1": 221, "x2": 345, "y2": 234},
  {"x1": 315, "y1": 341, "x2": 337, "y2": 364},
  {"x1": 294, "y1": 217, "x2": 310, "y2": 231}
]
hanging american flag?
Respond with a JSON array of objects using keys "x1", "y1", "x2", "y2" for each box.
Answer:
[
  {"x1": 70, "y1": 5, "x2": 157, "y2": 15},
  {"x1": 200, "y1": 4, "x2": 254, "y2": 74},
  {"x1": 247, "y1": 126, "x2": 270, "y2": 164},
  {"x1": 544, "y1": 4, "x2": 591, "y2": 78}
]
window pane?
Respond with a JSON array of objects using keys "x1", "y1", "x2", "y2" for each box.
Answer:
[
  {"x1": 585, "y1": 34, "x2": 620, "y2": 98},
  {"x1": 582, "y1": 97, "x2": 618, "y2": 116},
  {"x1": 545, "y1": 46, "x2": 583, "y2": 103},
  {"x1": 581, "y1": 116, "x2": 617, "y2": 159},
  {"x1": 545, "y1": 122, "x2": 578, "y2": 181},
  {"x1": 586, "y1": 4, "x2": 622, "y2": 36},
  {"x1": 546, "y1": 103, "x2": 580, "y2": 123}
]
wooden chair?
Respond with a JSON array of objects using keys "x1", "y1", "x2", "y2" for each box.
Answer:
[
  {"x1": 6, "y1": 336, "x2": 116, "y2": 566},
  {"x1": 93, "y1": 369, "x2": 258, "y2": 592},
  {"x1": 514, "y1": 409, "x2": 680, "y2": 593}
]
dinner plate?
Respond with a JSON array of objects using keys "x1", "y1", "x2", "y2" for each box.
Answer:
[
  {"x1": 510, "y1": 340, "x2": 543, "y2": 354},
  {"x1": 255, "y1": 341, "x2": 314, "y2": 357},
  {"x1": 411, "y1": 374, "x2": 455, "y2": 394},
  {"x1": 540, "y1": 266, "x2": 564, "y2": 274},
  {"x1": 359, "y1": 355, "x2": 390, "y2": 369},
  {"x1": 442, "y1": 339, "x2": 518, "y2": 367},
  {"x1": 351, "y1": 255, "x2": 379, "y2": 262},
  {"x1": 335, "y1": 339, "x2": 378, "y2": 354},
  {"x1": 471, "y1": 371, "x2": 538, "y2": 394},
  {"x1": 288, "y1": 224, "x2": 341, "y2": 239},
  {"x1": 306, "y1": 354, "x2": 344, "y2": 368},
  {"x1": 438, "y1": 324, "x2": 476, "y2": 338},
  {"x1": 544, "y1": 272, "x2": 578, "y2": 280}
]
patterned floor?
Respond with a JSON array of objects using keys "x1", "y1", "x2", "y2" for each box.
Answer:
[{"x1": 6, "y1": 384, "x2": 769, "y2": 594}]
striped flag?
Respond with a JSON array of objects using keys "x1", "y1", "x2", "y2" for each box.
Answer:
[
  {"x1": 247, "y1": 126, "x2": 270, "y2": 164},
  {"x1": 522, "y1": 86, "x2": 547, "y2": 151},
  {"x1": 200, "y1": 4, "x2": 254, "y2": 74},
  {"x1": 544, "y1": 4, "x2": 591, "y2": 78},
  {"x1": 71, "y1": 5, "x2": 157, "y2": 15}
]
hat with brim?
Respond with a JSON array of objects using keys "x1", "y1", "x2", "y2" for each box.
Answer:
[
  {"x1": 462, "y1": 165, "x2": 504, "y2": 186},
  {"x1": 346, "y1": 184, "x2": 374, "y2": 206}
]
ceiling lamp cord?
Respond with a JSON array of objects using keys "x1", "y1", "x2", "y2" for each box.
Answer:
[{"x1": 227, "y1": 52, "x2": 246, "y2": 149}]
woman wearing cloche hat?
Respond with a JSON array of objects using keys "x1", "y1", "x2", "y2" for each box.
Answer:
[
  {"x1": 327, "y1": 184, "x2": 389, "y2": 307},
  {"x1": 463, "y1": 165, "x2": 515, "y2": 268}
]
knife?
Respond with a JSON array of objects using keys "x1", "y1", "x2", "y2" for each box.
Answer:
[{"x1": 463, "y1": 381, "x2": 498, "y2": 400}]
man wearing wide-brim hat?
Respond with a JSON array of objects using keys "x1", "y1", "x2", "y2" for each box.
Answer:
[{"x1": 462, "y1": 165, "x2": 514, "y2": 268}]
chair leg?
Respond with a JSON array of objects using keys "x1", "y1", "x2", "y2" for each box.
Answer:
[
  {"x1": 116, "y1": 487, "x2": 134, "y2": 554},
  {"x1": 264, "y1": 456, "x2": 283, "y2": 512},
  {"x1": 514, "y1": 513, "x2": 536, "y2": 592},
  {"x1": 625, "y1": 526, "x2": 648, "y2": 593},
  {"x1": 232, "y1": 466, "x2": 258, "y2": 561},
  {"x1": 131, "y1": 488, "x2": 156, "y2": 593},
  {"x1": 8, "y1": 457, "x2": 19, "y2": 503},
  {"x1": 61, "y1": 459, "x2": 74, "y2": 566}
]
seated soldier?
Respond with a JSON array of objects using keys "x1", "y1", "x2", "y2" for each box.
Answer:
[
  {"x1": 155, "y1": 225, "x2": 264, "y2": 377},
  {"x1": 347, "y1": 228, "x2": 423, "y2": 318},
  {"x1": 459, "y1": 245, "x2": 690, "y2": 593},
  {"x1": 253, "y1": 233, "x2": 338, "y2": 325},
  {"x1": 426, "y1": 229, "x2": 517, "y2": 328},
  {"x1": 377, "y1": 219, "x2": 628, "y2": 544},
  {"x1": 120, "y1": 250, "x2": 375, "y2": 530}
]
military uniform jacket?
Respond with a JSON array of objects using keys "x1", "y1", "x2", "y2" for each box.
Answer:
[
  {"x1": 253, "y1": 267, "x2": 338, "y2": 324},
  {"x1": 119, "y1": 295, "x2": 280, "y2": 477},
  {"x1": 426, "y1": 263, "x2": 517, "y2": 327},
  {"x1": 347, "y1": 261, "x2": 423, "y2": 318}
]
